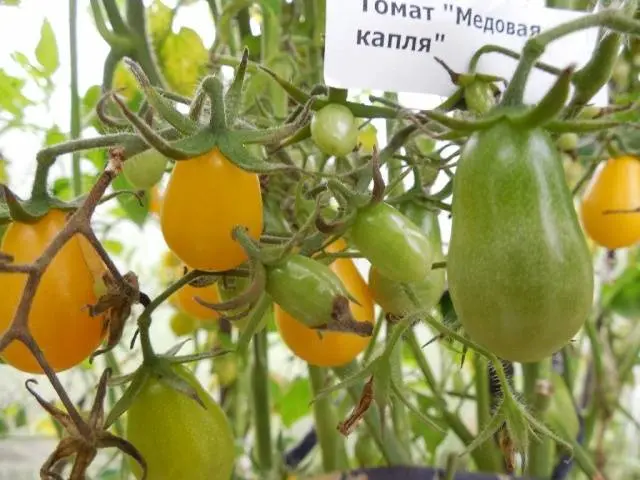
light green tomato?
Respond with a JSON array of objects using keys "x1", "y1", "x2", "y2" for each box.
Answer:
[{"x1": 123, "y1": 149, "x2": 168, "y2": 189}]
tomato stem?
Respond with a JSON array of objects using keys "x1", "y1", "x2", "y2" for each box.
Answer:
[
  {"x1": 308, "y1": 365, "x2": 350, "y2": 472},
  {"x1": 69, "y1": 0, "x2": 82, "y2": 197},
  {"x1": 386, "y1": 322, "x2": 412, "y2": 456},
  {"x1": 473, "y1": 355, "x2": 504, "y2": 472},
  {"x1": 251, "y1": 327, "x2": 274, "y2": 472},
  {"x1": 523, "y1": 358, "x2": 554, "y2": 479}
]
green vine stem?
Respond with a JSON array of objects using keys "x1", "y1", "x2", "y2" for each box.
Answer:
[
  {"x1": 472, "y1": 354, "x2": 503, "y2": 471},
  {"x1": 387, "y1": 322, "x2": 412, "y2": 456},
  {"x1": 500, "y1": 5, "x2": 640, "y2": 106},
  {"x1": 523, "y1": 358, "x2": 554, "y2": 478},
  {"x1": 69, "y1": 0, "x2": 82, "y2": 196},
  {"x1": 251, "y1": 327, "x2": 274, "y2": 473},
  {"x1": 333, "y1": 362, "x2": 411, "y2": 466},
  {"x1": 308, "y1": 365, "x2": 350, "y2": 471},
  {"x1": 125, "y1": 0, "x2": 167, "y2": 88},
  {"x1": 405, "y1": 333, "x2": 501, "y2": 472}
]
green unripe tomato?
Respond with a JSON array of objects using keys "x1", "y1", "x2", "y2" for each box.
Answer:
[
  {"x1": 169, "y1": 311, "x2": 198, "y2": 337},
  {"x1": 448, "y1": 120, "x2": 593, "y2": 363},
  {"x1": 123, "y1": 149, "x2": 169, "y2": 189},
  {"x1": 266, "y1": 254, "x2": 350, "y2": 328},
  {"x1": 349, "y1": 202, "x2": 434, "y2": 284},
  {"x1": 464, "y1": 81, "x2": 496, "y2": 115},
  {"x1": 310, "y1": 104, "x2": 359, "y2": 157},
  {"x1": 556, "y1": 133, "x2": 579, "y2": 152},
  {"x1": 577, "y1": 105, "x2": 600, "y2": 119},
  {"x1": 126, "y1": 364, "x2": 235, "y2": 480},
  {"x1": 357, "y1": 123, "x2": 378, "y2": 154}
]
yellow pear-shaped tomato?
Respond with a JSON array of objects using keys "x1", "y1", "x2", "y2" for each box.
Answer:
[
  {"x1": 160, "y1": 148, "x2": 263, "y2": 272},
  {"x1": 174, "y1": 279, "x2": 222, "y2": 322},
  {"x1": 580, "y1": 155, "x2": 640, "y2": 249},
  {"x1": 275, "y1": 239, "x2": 375, "y2": 367},
  {"x1": 0, "y1": 210, "x2": 106, "y2": 373}
]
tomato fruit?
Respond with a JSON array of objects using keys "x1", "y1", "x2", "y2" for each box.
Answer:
[
  {"x1": 545, "y1": 371, "x2": 579, "y2": 441},
  {"x1": 464, "y1": 81, "x2": 496, "y2": 115},
  {"x1": 160, "y1": 148, "x2": 263, "y2": 272},
  {"x1": 562, "y1": 153, "x2": 585, "y2": 190},
  {"x1": 357, "y1": 123, "x2": 378, "y2": 154},
  {"x1": 369, "y1": 204, "x2": 445, "y2": 316},
  {"x1": 266, "y1": 254, "x2": 351, "y2": 329},
  {"x1": 169, "y1": 311, "x2": 198, "y2": 337},
  {"x1": 123, "y1": 149, "x2": 168, "y2": 190},
  {"x1": 349, "y1": 202, "x2": 434, "y2": 284},
  {"x1": 126, "y1": 364, "x2": 235, "y2": 480},
  {"x1": 580, "y1": 155, "x2": 640, "y2": 249},
  {"x1": 0, "y1": 210, "x2": 106, "y2": 373},
  {"x1": 174, "y1": 278, "x2": 222, "y2": 322},
  {"x1": 556, "y1": 133, "x2": 579, "y2": 152},
  {"x1": 310, "y1": 104, "x2": 358, "y2": 157},
  {"x1": 448, "y1": 121, "x2": 594, "y2": 363},
  {"x1": 149, "y1": 186, "x2": 162, "y2": 217},
  {"x1": 275, "y1": 239, "x2": 375, "y2": 366}
]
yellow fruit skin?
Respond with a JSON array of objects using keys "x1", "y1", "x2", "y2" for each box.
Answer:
[{"x1": 580, "y1": 155, "x2": 640, "y2": 249}]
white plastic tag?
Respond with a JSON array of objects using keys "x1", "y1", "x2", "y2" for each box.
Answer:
[{"x1": 323, "y1": 0, "x2": 608, "y2": 106}]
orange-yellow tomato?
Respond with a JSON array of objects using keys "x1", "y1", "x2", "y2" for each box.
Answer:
[
  {"x1": 275, "y1": 238, "x2": 375, "y2": 367},
  {"x1": 149, "y1": 185, "x2": 163, "y2": 217},
  {"x1": 580, "y1": 155, "x2": 640, "y2": 249},
  {"x1": 174, "y1": 281, "x2": 222, "y2": 322},
  {"x1": 0, "y1": 210, "x2": 106, "y2": 373},
  {"x1": 160, "y1": 148, "x2": 263, "y2": 272}
]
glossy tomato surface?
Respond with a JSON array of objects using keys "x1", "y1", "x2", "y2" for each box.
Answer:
[
  {"x1": 310, "y1": 104, "x2": 359, "y2": 157},
  {"x1": 126, "y1": 364, "x2": 235, "y2": 480},
  {"x1": 349, "y1": 202, "x2": 433, "y2": 284},
  {"x1": 0, "y1": 210, "x2": 106, "y2": 373},
  {"x1": 275, "y1": 239, "x2": 375, "y2": 366},
  {"x1": 580, "y1": 155, "x2": 640, "y2": 249},
  {"x1": 174, "y1": 280, "x2": 222, "y2": 322},
  {"x1": 447, "y1": 120, "x2": 594, "y2": 363},
  {"x1": 160, "y1": 148, "x2": 263, "y2": 272}
]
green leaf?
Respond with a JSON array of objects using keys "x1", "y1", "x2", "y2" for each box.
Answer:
[
  {"x1": 0, "y1": 68, "x2": 32, "y2": 116},
  {"x1": 13, "y1": 405, "x2": 26, "y2": 428},
  {"x1": 35, "y1": 19, "x2": 59, "y2": 74},
  {"x1": 45, "y1": 125, "x2": 66, "y2": 147},
  {"x1": 103, "y1": 239, "x2": 124, "y2": 255},
  {"x1": 110, "y1": 173, "x2": 149, "y2": 227},
  {"x1": 82, "y1": 85, "x2": 102, "y2": 116},
  {"x1": 276, "y1": 377, "x2": 312, "y2": 428}
]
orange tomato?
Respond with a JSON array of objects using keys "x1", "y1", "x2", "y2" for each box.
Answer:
[
  {"x1": 275, "y1": 238, "x2": 375, "y2": 367},
  {"x1": 160, "y1": 148, "x2": 263, "y2": 272},
  {"x1": 0, "y1": 210, "x2": 106, "y2": 373},
  {"x1": 149, "y1": 185, "x2": 163, "y2": 217},
  {"x1": 174, "y1": 280, "x2": 222, "y2": 322},
  {"x1": 580, "y1": 155, "x2": 640, "y2": 249}
]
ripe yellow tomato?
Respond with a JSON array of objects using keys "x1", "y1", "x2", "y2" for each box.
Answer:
[
  {"x1": 149, "y1": 185, "x2": 163, "y2": 217},
  {"x1": 0, "y1": 210, "x2": 106, "y2": 373},
  {"x1": 275, "y1": 238, "x2": 375, "y2": 367},
  {"x1": 160, "y1": 148, "x2": 263, "y2": 272},
  {"x1": 174, "y1": 280, "x2": 222, "y2": 322},
  {"x1": 580, "y1": 155, "x2": 640, "y2": 249}
]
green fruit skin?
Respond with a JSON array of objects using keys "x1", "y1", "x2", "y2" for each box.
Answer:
[
  {"x1": 546, "y1": 371, "x2": 580, "y2": 441},
  {"x1": 447, "y1": 120, "x2": 594, "y2": 363},
  {"x1": 266, "y1": 254, "x2": 348, "y2": 328},
  {"x1": 310, "y1": 104, "x2": 358, "y2": 157},
  {"x1": 464, "y1": 81, "x2": 496, "y2": 115},
  {"x1": 369, "y1": 205, "x2": 445, "y2": 316},
  {"x1": 123, "y1": 149, "x2": 168, "y2": 189},
  {"x1": 350, "y1": 202, "x2": 434, "y2": 284},
  {"x1": 126, "y1": 364, "x2": 235, "y2": 480}
]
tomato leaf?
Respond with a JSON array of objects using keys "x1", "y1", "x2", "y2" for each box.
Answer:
[
  {"x1": 110, "y1": 173, "x2": 149, "y2": 227},
  {"x1": 0, "y1": 68, "x2": 32, "y2": 116},
  {"x1": 35, "y1": 19, "x2": 59, "y2": 75},
  {"x1": 276, "y1": 377, "x2": 312, "y2": 428},
  {"x1": 218, "y1": 133, "x2": 291, "y2": 173}
]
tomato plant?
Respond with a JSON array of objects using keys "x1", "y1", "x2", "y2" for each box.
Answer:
[
  {"x1": 122, "y1": 149, "x2": 168, "y2": 190},
  {"x1": 580, "y1": 155, "x2": 640, "y2": 249},
  {"x1": 126, "y1": 364, "x2": 235, "y2": 480},
  {"x1": 0, "y1": 210, "x2": 106, "y2": 373},
  {"x1": 160, "y1": 148, "x2": 263, "y2": 272},
  {"x1": 174, "y1": 278, "x2": 222, "y2": 322},
  {"x1": 169, "y1": 311, "x2": 198, "y2": 337},
  {"x1": 357, "y1": 123, "x2": 378, "y2": 154},
  {"x1": 447, "y1": 120, "x2": 594, "y2": 363},
  {"x1": 275, "y1": 239, "x2": 375, "y2": 367},
  {"x1": 310, "y1": 104, "x2": 359, "y2": 157}
]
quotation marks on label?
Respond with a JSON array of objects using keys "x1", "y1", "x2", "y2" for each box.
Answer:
[{"x1": 356, "y1": 29, "x2": 445, "y2": 52}]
